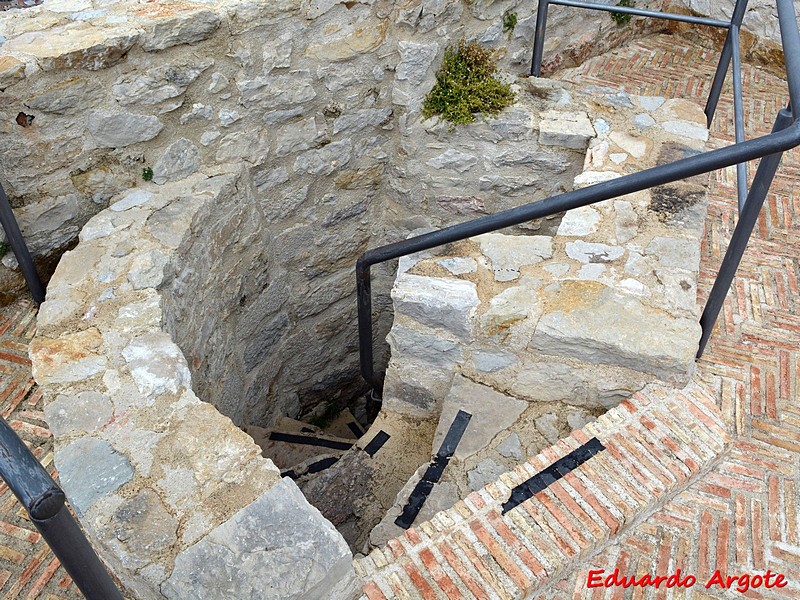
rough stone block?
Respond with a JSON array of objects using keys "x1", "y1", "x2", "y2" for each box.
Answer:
[
  {"x1": 391, "y1": 274, "x2": 479, "y2": 338},
  {"x1": 539, "y1": 110, "x2": 595, "y2": 149}
]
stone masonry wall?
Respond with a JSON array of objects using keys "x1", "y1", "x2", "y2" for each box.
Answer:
[{"x1": 3, "y1": 0, "x2": 667, "y2": 424}]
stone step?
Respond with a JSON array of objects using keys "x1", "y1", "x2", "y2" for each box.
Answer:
[
  {"x1": 369, "y1": 374, "x2": 600, "y2": 548},
  {"x1": 243, "y1": 421, "x2": 356, "y2": 472},
  {"x1": 356, "y1": 377, "x2": 730, "y2": 599}
]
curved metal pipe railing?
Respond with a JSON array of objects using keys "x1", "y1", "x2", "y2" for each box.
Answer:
[{"x1": 356, "y1": 0, "x2": 800, "y2": 398}]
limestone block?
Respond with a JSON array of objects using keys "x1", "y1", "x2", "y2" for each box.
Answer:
[
  {"x1": 396, "y1": 41, "x2": 440, "y2": 85},
  {"x1": 304, "y1": 20, "x2": 387, "y2": 62},
  {"x1": 237, "y1": 72, "x2": 316, "y2": 109},
  {"x1": 121, "y1": 333, "x2": 191, "y2": 400},
  {"x1": 294, "y1": 140, "x2": 353, "y2": 176},
  {"x1": 391, "y1": 274, "x2": 479, "y2": 338},
  {"x1": 28, "y1": 77, "x2": 96, "y2": 114},
  {"x1": 45, "y1": 391, "x2": 113, "y2": 437},
  {"x1": 56, "y1": 437, "x2": 134, "y2": 516},
  {"x1": 0, "y1": 56, "x2": 25, "y2": 89},
  {"x1": 140, "y1": 9, "x2": 221, "y2": 52},
  {"x1": 112, "y1": 62, "x2": 211, "y2": 107},
  {"x1": 110, "y1": 190, "x2": 154, "y2": 212},
  {"x1": 480, "y1": 285, "x2": 539, "y2": 333},
  {"x1": 387, "y1": 324, "x2": 464, "y2": 369},
  {"x1": 662, "y1": 120, "x2": 709, "y2": 143},
  {"x1": 539, "y1": 110, "x2": 595, "y2": 149},
  {"x1": 3, "y1": 24, "x2": 137, "y2": 70},
  {"x1": 477, "y1": 233, "x2": 553, "y2": 281},
  {"x1": 426, "y1": 149, "x2": 478, "y2": 173},
  {"x1": 532, "y1": 281, "x2": 700, "y2": 382},
  {"x1": 152, "y1": 139, "x2": 201, "y2": 184},
  {"x1": 105, "y1": 489, "x2": 179, "y2": 567},
  {"x1": 557, "y1": 206, "x2": 602, "y2": 236},
  {"x1": 87, "y1": 111, "x2": 163, "y2": 148},
  {"x1": 332, "y1": 108, "x2": 392, "y2": 135},
  {"x1": 432, "y1": 375, "x2": 527, "y2": 460},
  {"x1": 162, "y1": 479, "x2": 358, "y2": 600},
  {"x1": 275, "y1": 117, "x2": 322, "y2": 157}
]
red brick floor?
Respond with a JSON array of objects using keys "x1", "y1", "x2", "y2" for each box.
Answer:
[
  {"x1": 0, "y1": 299, "x2": 79, "y2": 599},
  {"x1": 549, "y1": 33, "x2": 800, "y2": 599},
  {"x1": 0, "y1": 31, "x2": 798, "y2": 600}
]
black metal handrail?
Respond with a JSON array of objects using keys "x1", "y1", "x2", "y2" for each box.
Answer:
[
  {"x1": 356, "y1": 0, "x2": 800, "y2": 398},
  {"x1": 0, "y1": 183, "x2": 45, "y2": 303},
  {"x1": 0, "y1": 417, "x2": 123, "y2": 599}
]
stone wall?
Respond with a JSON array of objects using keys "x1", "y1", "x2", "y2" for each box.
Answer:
[{"x1": 3, "y1": 0, "x2": 669, "y2": 423}]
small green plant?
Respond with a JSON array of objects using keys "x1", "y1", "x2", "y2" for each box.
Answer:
[
  {"x1": 502, "y1": 11, "x2": 518, "y2": 39},
  {"x1": 0, "y1": 242, "x2": 8, "y2": 259},
  {"x1": 611, "y1": 0, "x2": 635, "y2": 25},
  {"x1": 422, "y1": 39, "x2": 516, "y2": 127},
  {"x1": 142, "y1": 167, "x2": 154, "y2": 182}
]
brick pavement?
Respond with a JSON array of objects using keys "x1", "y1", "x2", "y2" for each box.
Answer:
[
  {"x1": 0, "y1": 31, "x2": 797, "y2": 600},
  {"x1": 361, "y1": 33, "x2": 800, "y2": 599}
]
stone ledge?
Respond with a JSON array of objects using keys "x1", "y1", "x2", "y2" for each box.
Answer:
[
  {"x1": 30, "y1": 169, "x2": 357, "y2": 599},
  {"x1": 356, "y1": 378, "x2": 731, "y2": 599}
]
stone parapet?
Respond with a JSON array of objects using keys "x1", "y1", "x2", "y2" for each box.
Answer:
[{"x1": 31, "y1": 169, "x2": 359, "y2": 599}]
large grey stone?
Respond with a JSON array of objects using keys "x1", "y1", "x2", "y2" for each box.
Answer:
[
  {"x1": 426, "y1": 149, "x2": 478, "y2": 173},
  {"x1": 112, "y1": 62, "x2": 211, "y2": 106},
  {"x1": 56, "y1": 437, "x2": 134, "y2": 516},
  {"x1": 392, "y1": 274, "x2": 479, "y2": 338},
  {"x1": 152, "y1": 139, "x2": 201, "y2": 184},
  {"x1": 275, "y1": 117, "x2": 321, "y2": 157},
  {"x1": 388, "y1": 324, "x2": 463, "y2": 368},
  {"x1": 45, "y1": 391, "x2": 113, "y2": 437},
  {"x1": 294, "y1": 141, "x2": 352, "y2": 175},
  {"x1": 532, "y1": 281, "x2": 700, "y2": 381},
  {"x1": 141, "y1": 10, "x2": 221, "y2": 52},
  {"x1": 162, "y1": 479, "x2": 357, "y2": 600},
  {"x1": 565, "y1": 240, "x2": 625, "y2": 264},
  {"x1": 87, "y1": 111, "x2": 163, "y2": 148},
  {"x1": 477, "y1": 233, "x2": 553, "y2": 281},
  {"x1": 237, "y1": 72, "x2": 316, "y2": 109},
  {"x1": 396, "y1": 41, "x2": 439, "y2": 85},
  {"x1": 433, "y1": 375, "x2": 527, "y2": 460},
  {"x1": 332, "y1": 108, "x2": 392, "y2": 135}
]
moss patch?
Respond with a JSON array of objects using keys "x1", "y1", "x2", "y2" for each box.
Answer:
[{"x1": 422, "y1": 39, "x2": 516, "y2": 127}]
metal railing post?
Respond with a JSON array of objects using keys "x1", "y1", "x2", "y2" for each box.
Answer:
[
  {"x1": 0, "y1": 183, "x2": 45, "y2": 304},
  {"x1": 697, "y1": 106, "x2": 794, "y2": 358},
  {"x1": 356, "y1": 259, "x2": 380, "y2": 395},
  {"x1": 530, "y1": 0, "x2": 550, "y2": 76},
  {"x1": 704, "y1": 0, "x2": 749, "y2": 127},
  {"x1": 0, "y1": 417, "x2": 123, "y2": 600}
]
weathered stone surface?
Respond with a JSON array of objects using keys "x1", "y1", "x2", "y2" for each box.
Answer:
[
  {"x1": 28, "y1": 78, "x2": 95, "y2": 114},
  {"x1": 392, "y1": 274, "x2": 479, "y2": 338},
  {"x1": 426, "y1": 149, "x2": 478, "y2": 173},
  {"x1": 388, "y1": 325, "x2": 463, "y2": 369},
  {"x1": 275, "y1": 117, "x2": 321, "y2": 157},
  {"x1": 396, "y1": 41, "x2": 439, "y2": 85},
  {"x1": 126, "y1": 249, "x2": 169, "y2": 289},
  {"x1": 238, "y1": 72, "x2": 316, "y2": 108},
  {"x1": 539, "y1": 110, "x2": 595, "y2": 149},
  {"x1": 140, "y1": 10, "x2": 221, "y2": 52},
  {"x1": 565, "y1": 240, "x2": 625, "y2": 264},
  {"x1": 108, "y1": 489, "x2": 179, "y2": 561},
  {"x1": 110, "y1": 190, "x2": 154, "y2": 212},
  {"x1": 113, "y1": 62, "x2": 211, "y2": 106},
  {"x1": 152, "y1": 139, "x2": 200, "y2": 184},
  {"x1": 121, "y1": 333, "x2": 191, "y2": 400},
  {"x1": 433, "y1": 375, "x2": 527, "y2": 460},
  {"x1": 56, "y1": 437, "x2": 134, "y2": 516},
  {"x1": 87, "y1": 111, "x2": 163, "y2": 148},
  {"x1": 533, "y1": 281, "x2": 700, "y2": 381},
  {"x1": 332, "y1": 108, "x2": 392, "y2": 135},
  {"x1": 162, "y1": 479, "x2": 357, "y2": 600},
  {"x1": 468, "y1": 459, "x2": 508, "y2": 491},
  {"x1": 646, "y1": 236, "x2": 700, "y2": 270},
  {"x1": 480, "y1": 285, "x2": 539, "y2": 333},
  {"x1": 294, "y1": 140, "x2": 352, "y2": 175},
  {"x1": 30, "y1": 329, "x2": 106, "y2": 386},
  {"x1": 45, "y1": 391, "x2": 113, "y2": 437},
  {"x1": 558, "y1": 206, "x2": 602, "y2": 236},
  {"x1": 477, "y1": 233, "x2": 553, "y2": 281}
]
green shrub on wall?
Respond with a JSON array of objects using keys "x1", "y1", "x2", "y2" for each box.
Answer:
[{"x1": 422, "y1": 39, "x2": 516, "y2": 127}]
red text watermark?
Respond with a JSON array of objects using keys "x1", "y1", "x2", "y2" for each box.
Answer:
[{"x1": 587, "y1": 568, "x2": 788, "y2": 593}]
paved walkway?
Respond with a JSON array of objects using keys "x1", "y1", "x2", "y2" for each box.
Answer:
[
  {"x1": 0, "y1": 31, "x2": 797, "y2": 599},
  {"x1": 549, "y1": 33, "x2": 800, "y2": 599}
]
